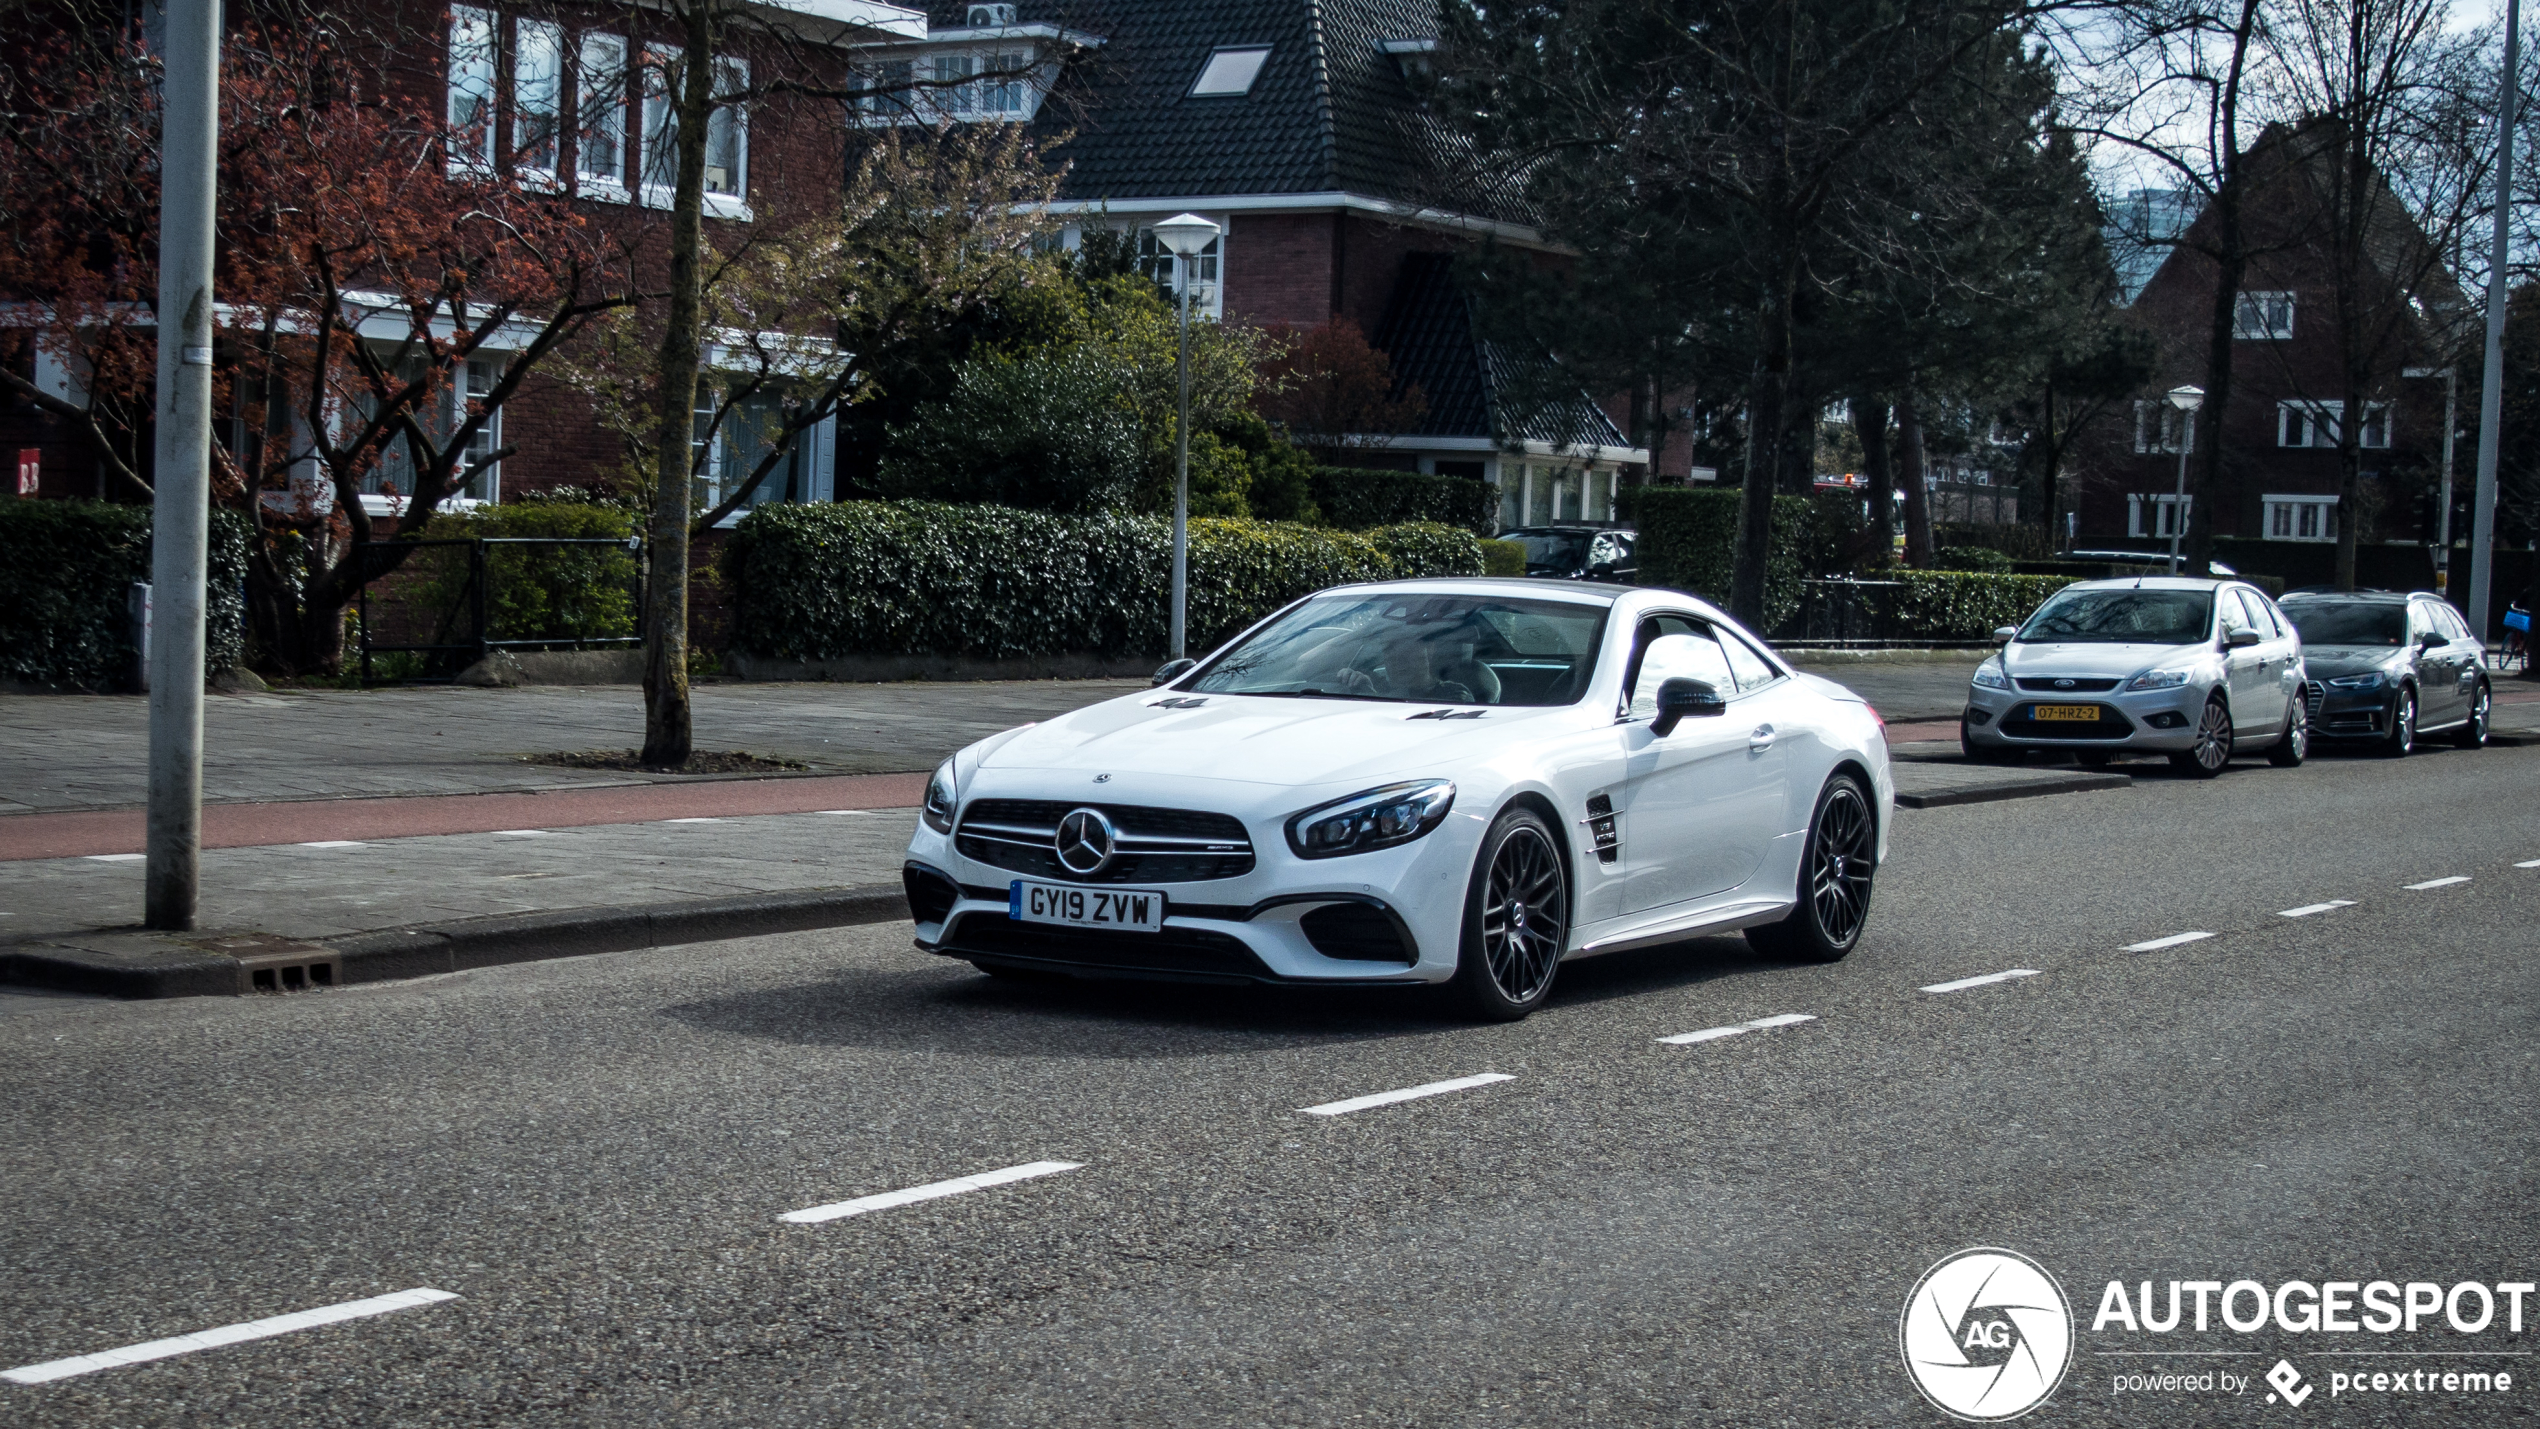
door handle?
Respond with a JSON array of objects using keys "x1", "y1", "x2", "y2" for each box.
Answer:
[{"x1": 1749, "y1": 724, "x2": 1776, "y2": 751}]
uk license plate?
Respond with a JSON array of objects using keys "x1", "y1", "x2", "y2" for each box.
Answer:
[
  {"x1": 1010, "y1": 880, "x2": 1166, "y2": 933},
  {"x1": 2032, "y1": 704, "x2": 2099, "y2": 722}
]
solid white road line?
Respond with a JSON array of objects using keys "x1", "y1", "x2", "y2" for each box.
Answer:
[
  {"x1": 85, "y1": 853, "x2": 144, "y2": 863},
  {"x1": 662, "y1": 817, "x2": 722, "y2": 824},
  {"x1": 780, "y1": 1161, "x2": 1082, "y2": 1225},
  {"x1": 2277, "y1": 900, "x2": 2356, "y2": 918},
  {"x1": 493, "y1": 829, "x2": 553, "y2": 837},
  {"x1": 1300, "y1": 1072, "x2": 1515, "y2": 1117},
  {"x1": 2406, "y1": 876, "x2": 2471, "y2": 890},
  {"x1": 1659, "y1": 1013, "x2": 1818, "y2": 1045},
  {"x1": 2, "y1": 1288, "x2": 458, "y2": 1385},
  {"x1": 2123, "y1": 931, "x2": 2215, "y2": 952},
  {"x1": 1921, "y1": 970, "x2": 2040, "y2": 994},
  {"x1": 820, "y1": 809, "x2": 879, "y2": 817},
  {"x1": 296, "y1": 841, "x2": 363, "y2": 849}
]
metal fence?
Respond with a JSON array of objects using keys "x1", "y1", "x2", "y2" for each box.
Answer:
[
  {"x1": 1780, "y1": 578, "x2": 1908, "y2": 646},
  {"x1": 354, "y1": 537, "x2": 643, "y2": 684}
]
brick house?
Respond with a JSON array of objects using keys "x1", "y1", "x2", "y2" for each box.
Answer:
[{"x1": 2077, "y1": 136, "x2": 2471, "y2": 555}]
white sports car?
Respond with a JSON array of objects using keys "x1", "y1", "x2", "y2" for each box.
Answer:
[{"x1": 902, "y1": 579, "x2": 1894, "y2": 1019}]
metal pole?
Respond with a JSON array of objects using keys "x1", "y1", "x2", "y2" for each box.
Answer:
[
  {"x1": 2470, "y1": 0, "x2": 2520, "y2": 643},
  {"x1": 2439, "y1": 366, "x2": 2457, "y2": 598},
  {"x1": 1170, "y1": 253, "x2": 1191, "y2": 662},
  {"x1": 146, "y1": 0, "x2": 221, "y2": 931},
  {"x1": 2169, "y1": 412, "x2": 2193, "y2": 576}
]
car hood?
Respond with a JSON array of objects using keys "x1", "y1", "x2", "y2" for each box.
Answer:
[
  {"x1": 2301, "y1": 645, "x2": 2407, "y2": 678},
  {"x1": 2000, "y1": 642, "x2": 2213, "y2": 679},
  {"x1": 977, "y1": 691, "x2": 1586, "y2": 794}
]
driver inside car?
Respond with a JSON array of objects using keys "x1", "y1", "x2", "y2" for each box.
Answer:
[{"x1": 1347, "y1": 622, "x2": 1504, "y2": 704}]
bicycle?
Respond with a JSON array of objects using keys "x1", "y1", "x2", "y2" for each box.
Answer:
[{"x1": 2499, "y1": 601, "x2": 2530, "y2": 675}]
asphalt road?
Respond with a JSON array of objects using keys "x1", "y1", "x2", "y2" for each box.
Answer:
[{"x1": 2, "y1": 739, "x2": 2535, "y2": 1427}]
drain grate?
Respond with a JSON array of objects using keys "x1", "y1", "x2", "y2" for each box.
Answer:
[{"x1": 187, "y1": 934, "x2": 343, "y2": 994}]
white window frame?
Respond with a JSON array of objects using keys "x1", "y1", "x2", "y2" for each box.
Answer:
[
  {"x1": 2235, "y1": 290, "x2": 2295, "y2": 340},
  {"x1": 455, "y1": 358, "x2": 504, "y2": 503},
  {"x1": 641, "y1": 46, "x2": 752, "y2": 220},
  {"x1": 575, "y1": 32, "x2": 630, "y2": 199},
  {"x1": 2277, "y1": 400, "x2": 2389, "y2": 449},
  {"x1": 447, "y1": 6, "x2": 499, "y2": 173},
  {"x1": 2126, "y1": 492, "x2": 2192, "y2": 539},
  {"x1": 1133, "y1": 222, "x2": 1224, "y2": 319},
  {"x1": 512, "y1": 18, "x2": 564, "y2": 184},
  {"x1": 1188, "y1": 45, "x2": 1272, "y2": 97},
  {"x1": 2261, "y1": 493, "x2": 2338, "y2": 542},
  {"x1": 2132, "y1": 399, "x2": 2190, "y2": 454},
  {"x1": 856, "y1": 46, "x2": 1042, "y2": 124}
]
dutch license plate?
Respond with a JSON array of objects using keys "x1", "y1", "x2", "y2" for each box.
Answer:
[
  {"x1": 2032, "y1": 704, "x2": 2099, "y2": 722},
  {"x1": 1010, "y1": 880, "x2": 1166, "y2": 933}
]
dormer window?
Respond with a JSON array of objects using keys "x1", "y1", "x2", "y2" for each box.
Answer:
[{"x1": 1189, "y1": 46, "x2": 1270, "y2": 97}]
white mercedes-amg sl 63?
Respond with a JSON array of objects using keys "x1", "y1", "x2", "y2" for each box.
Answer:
[{"x1": 902, "y1": 578, "x2": 1893, "y2": 1019}]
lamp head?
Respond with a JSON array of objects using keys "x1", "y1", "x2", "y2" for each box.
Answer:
[
  {"x1": 1152, "y1": 213, "x2": 1221, "y2": 257},
  {"x1": 2166, "y1": 384, "x2": 2205, "y2": 414}
]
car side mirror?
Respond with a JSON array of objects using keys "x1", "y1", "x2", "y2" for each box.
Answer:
[
  {"x1": 1992, "y1": 626, "x2": 2018, "y2": 644},
  {"x1": 1650, "y1": 677, "x2": 1729, "y2": 736},
  {"x1": 2420, "y1": 631, "x2": 2445, "y2": 650},
  {"x1": 2227, "y1": 629, "x2": 2263, "y2": 649},
  {"x1": 1151, "y1": 658, "x2": 1197, "y2": 687},
  {"x1": 1587, "y1": 561, "x2": 1617, "y2": 581}
]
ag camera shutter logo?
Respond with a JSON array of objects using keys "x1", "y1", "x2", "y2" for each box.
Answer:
[{"x1": 1900, "y1": 1247, "x2": 2074, "y2": 1421}]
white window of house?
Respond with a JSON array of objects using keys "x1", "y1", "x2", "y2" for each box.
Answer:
[
  {"x1": 1189, "y1": 45, "x2": 1271, "y2": 97},
  {"x1": 2356, "y1": 401, "x2": 2390, "y2": 448},
  {"x1": 704, "y1": 57, "x2": 748, "y2": 198},
  {"x1": 455, "y1": 358, "x2": 503, "y2": 503},
  {"x1": 643, "y1": 48, "x2": 748, "y2": 213},
  {"x1": 1135, "y1": 224, "x2": 1223, "y2": 317},
  {"x1": 2279, "y1": 401, "x2": 2337, "y2": 448},
  {"x1": 2126, "y1": 492, "x2": 2192, "y2": 539},
  {"x1": 2262, "y1": 494, "x2": 2338, "y2": 542},
  {"x1": 2132, "y1": 399, "x2": 2190, "y2": 453},
  {"x1": 642, "y1": 45, "x2": 681, "y2": 190},
  {"x1": 2235, "y1": 290, "x2": 2295, "y2": 340},
  {"x1": 447, "y1": 6, "x2": 499, "y2": 170},
  {"x1": 356, "y1": 357, "x2": 503, "y2": 504},
  {"x1": 576, "y1": 33, "x2": 628, "y2": 192},
  {"x1": 858, "y1": 58, "x2": 914, "y2": 117},
  {"x1": 980, "y1": 50, "x2": 1030, "y2": 115},
  {"x1": 930, "y1": 52, "x2": 976, "y2": 116},
  {"x1": 513, "y1": 19, "x2": 563, "y2": 179}
]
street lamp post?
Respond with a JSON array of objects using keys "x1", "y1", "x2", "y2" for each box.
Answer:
[
  {"x1": 2404, "y1": 366, "x2": 2458, "y2": 598},
  {"x1": 2166, "y1": 385, "x2": 2204, "y2": 577},
  {"x1": 1151, "y1": 213, "x2": 1220, "y2": 662},
  {"x1": 2470, "y1": 0, "x2": 2522, "y2": 643}
]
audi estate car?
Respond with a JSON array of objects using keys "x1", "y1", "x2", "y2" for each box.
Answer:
[
  {"x1": 2278, "y1": 590, "x2": 2493, "y2": 754},
  {"x1": 902, "y1": 579, "x2": 1894, "y2": 1020},
  {"x1": 1960, "y1": 577, "x2": 2309, "y2": 776}
]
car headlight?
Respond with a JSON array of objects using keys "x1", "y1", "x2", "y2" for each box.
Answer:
[
  {"x1": 2327, "y1": 671, "x2": 2385, "y2": 689},
  {"x1": 1286, "y1": 780, "x2": 1456, "y2": 860},
  {"x1": 2125, "y1": 668, "x2": 2193, "y2": 691},
  {"x1": 922, "y1": 758, "x2": 957, "y2": 834},
  {"x1": 1971, "y1": 663, "x2": 2009, "y2": 690}
]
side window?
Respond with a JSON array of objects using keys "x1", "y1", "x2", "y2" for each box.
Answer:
[
  {"x1": 1718, "y1": 627, "x2": 1782, "y2": 692},
  {"x1": 2220, "y1": 591, "x2": 2258, "y2": 637},
  {"x1": 2408, "y1": 603, "x2": 2437, "y2": 643},
  {"x1": 2231, "y1": 589, "x2": 2275, "y2": 638},
  {"x1": 1629, "y1": 626, "x2": 1733, "y2": 720},
  {"x1": 2440, "y1": 605, "x2": 2473, "y2": 642}
]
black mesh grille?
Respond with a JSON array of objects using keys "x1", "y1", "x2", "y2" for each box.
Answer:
[
  {"x1": 2015, "y1": 677, "x2": 2121, "y2": 693},
  {"x1": 942, "y1": 912, "x2": 1268, "y2": 980},
  {"x1": 955, "y1": 799, "x2": 1255, "y2": 883},
  {"x1": 903, "y1": 864, "x2": 960, "y2": 925},
  {"x1": 1300, "y1": 903, "x2": 1413, "y2": 962},
  {"x1": 1997, "y1": 703, "x2": 2135, "y2": 740}
]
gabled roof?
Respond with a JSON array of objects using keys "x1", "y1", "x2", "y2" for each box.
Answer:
[{"x1": 1374, "y1": 254, "x2": 1634, "y2": 454}]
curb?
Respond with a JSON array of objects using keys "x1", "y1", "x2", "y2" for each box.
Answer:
[
  {"x1": 1894, "y1": 772, "x2": 2133, "y2": 809},
  {"x1": 0, "y1": 883, "x2": 911, "y2": 1000}
]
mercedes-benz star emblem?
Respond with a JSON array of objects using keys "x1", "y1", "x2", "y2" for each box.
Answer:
[{"x1": 1055, "y1": 807, "x2": 1117, "y2": 875}]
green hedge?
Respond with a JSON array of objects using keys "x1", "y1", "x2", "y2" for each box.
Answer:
[
  {"x1": 724, "y1": 502, "x2": 1483, "y2": 661},
  {"x1": 1479, "y1": 538, "x2": 1526, "y2": 577},
  {"x1": 1891, "y1": 571, "x2": 2078, "y2": 640},
  {"x1": 417, "y1": 500, "x2": 640, "y2": 642},
  {"x1": 0, "y1": 499, "x2": 248, "y2": 689},
  {"x1": 1310, "y1": 468, "x2": 1495, "y2": 534},
  {"x1": 1624, "y1": 487, "x2": 1815, "y2": 631}
]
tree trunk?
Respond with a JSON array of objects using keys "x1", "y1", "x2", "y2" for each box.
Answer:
[
  {"x1": 1897, "y1": 391, "x2": 1934, "y2": 566},
  {"x1": 2037, "y1": 383, "x2": 2063, "y2": 548},
  {"x1": 1729, "y1": 254, "x2": 1798, "y2": 627},
  {"x1": 640, "y1": 12, "x2": 717, "y2": 769},
  {"x1": 1852, "y1": 396, "x2": 1894, "y2": 567}
]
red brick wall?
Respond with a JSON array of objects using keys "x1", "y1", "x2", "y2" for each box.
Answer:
[{"x1": 1223, "y1": 212, "x2": 1338, "y2": 329}]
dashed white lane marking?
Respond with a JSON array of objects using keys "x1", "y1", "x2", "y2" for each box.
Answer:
[
  {"x1": 1300, "y1": 1072, "x2": 1515, "y2": 1117},
  {"x1": 1921, "y1": 970, "x2": 2040, "y2": 994},
  {"x1": 2277, "y1": 900, "x2": 2356, "y2": 918},
  {"x1": 2518, "y1": 859, "x2": 2540, "y2": 869},
  {"x1": 296, "y1": 841, "x2": 364, "y2": 849},
  {"x1": 781, "y1": 1161, "x2": 1082, "y2": 1224},
  {"x1": 820, "y1": 809, "x2": 879, "y2": 816},
  {"x1": 2, "y1": 1288, "x2": 458, "y2": 1385},
  {"x1": 662, "y1": 817, "x2": 723, "y2": 824},
  {"x1": 1659, "y1": 1013, "x2": 1818, "y2": 1045},
  {"x1": 2123, "y1": 931, "x2": 2215, "y2": 952},
  {"x1": 493, "y1": 829, "x2": 553, "y2": 837},
  {"x1": 2406, "y1": 876, "x2": 2471, "y2": 890},
  {"x1": 85, "y1": 853, "x2": 144, "y2": 863}
]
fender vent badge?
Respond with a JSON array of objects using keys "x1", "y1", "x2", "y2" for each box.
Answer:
[{"x1": 1406, "y1": 708, "x2": 1487, "y2": 721}]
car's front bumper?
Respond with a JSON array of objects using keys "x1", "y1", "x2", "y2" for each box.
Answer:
[
  {"x1": 2308, "y1": 683, "x2": 2398, "y2": 739},
  {"x1": 1960, "y1": 683, "x2": 2208, "y2": 752}
]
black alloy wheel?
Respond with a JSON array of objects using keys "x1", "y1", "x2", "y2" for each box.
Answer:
[
  {"x1": 2384, "y1": 688, "x2": 2417, "y2": 758},
  {"x1": 2455, "y1": 682, "x2": 2492, "y2": 749},
  {"x1": 2268, "y1": 693, "x2": 2308, "y2": 767},
  {"x1": 1450, "y1": 807, "x2": 1569, "y2": 1021},
  {"x1": 1746, "y1": 773, "x2": 1877, "y2": 964},
  {"x1": 2170, "y1": 696, "x2": 2234, "y2": 778}
]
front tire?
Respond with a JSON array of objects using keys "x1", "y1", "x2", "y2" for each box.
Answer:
[
  {"x1": 1448, "y1": 807, "x2": 1569, "y2": 1021},
  {"x1": 1745, "y1": 773, "x2": 1877, "y2": 964},
  {"x1": 2383, "y1": 688, "x2": 2417, "y2": 757},
  {"x1": 2454, "y1": 682, "x2": 2491, "y2": 748},
  {"x1": 2268, "y1": 694, "x2": 2308, "y2": 767},
  {"x1": 2169, "y1": 696, "x2": 2233, "y2": 778}
]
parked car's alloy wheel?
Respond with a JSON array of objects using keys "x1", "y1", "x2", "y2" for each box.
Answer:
[
  {"x1": 2268, "y1": 694, "x2": 2308, "y2": 767},
  {"x1": 1746, "y1": 773, "x2": 1876, "y2": 964},
  {"x1": 2171, "y1": 697, "x2": 2234, "y2": 778},
  {"x1": 2384, "y1": 689, "x2": 2417, "y2": 757},
  {"x1": 2455, "y1": 683, "x2": 2491, "y2": 749},
  {"x1": 1451, "y1": 807, "x2": 1569, "y2": 1021}
]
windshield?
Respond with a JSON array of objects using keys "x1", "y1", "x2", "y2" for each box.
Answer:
[
  {"x1": 2018, "y1": 588, "x2": 2215, "y2": 645},
  {"x1": 1188, "y1": 592, "x2": 1609, "y2": 706},
  {"x1": 1513, "y1": 531, "x2": 1590, "y2": 571},
  {"x1": 2283, "y1": 601, "x2": 2406, "y2": 646}
]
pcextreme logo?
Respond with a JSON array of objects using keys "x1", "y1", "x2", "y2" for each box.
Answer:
[{"x1": 1901, "y1": 1248, "x2": 2075, "y2": 1421}]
